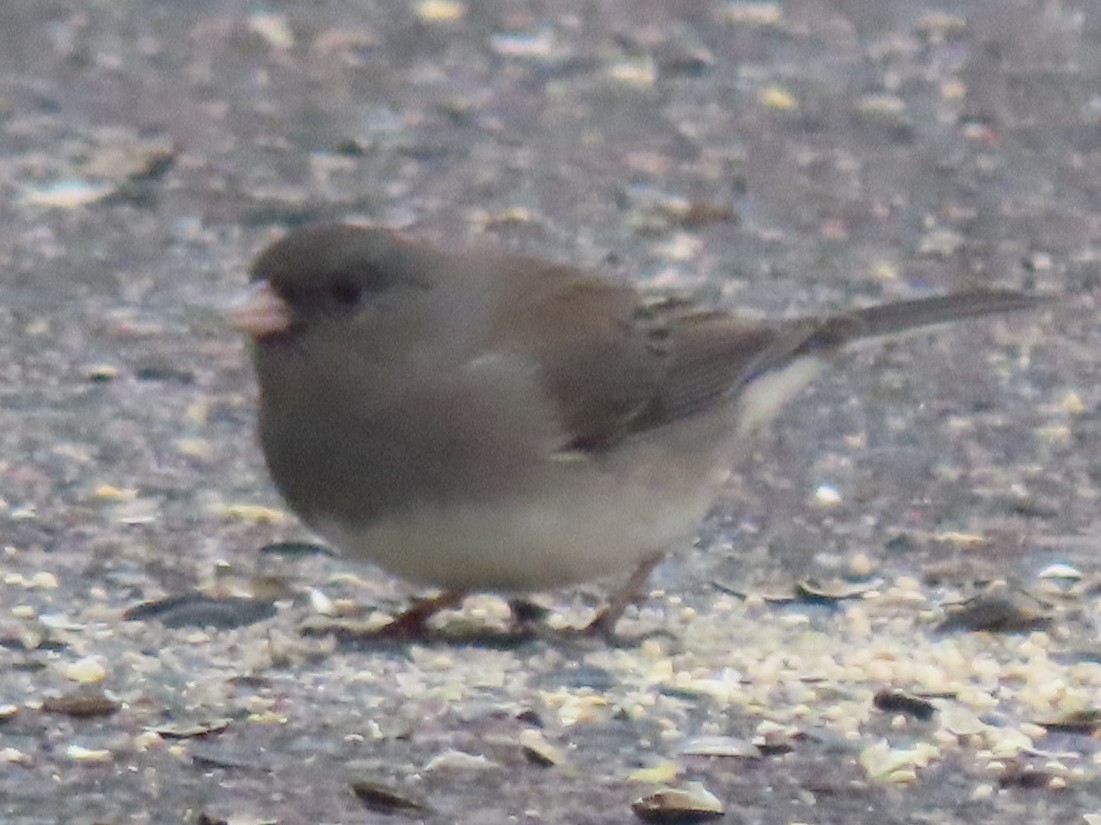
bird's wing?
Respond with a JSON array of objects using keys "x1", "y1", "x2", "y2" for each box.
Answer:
[{"x1": 487, "y1": 262, "x2": 833, "y2": 452}]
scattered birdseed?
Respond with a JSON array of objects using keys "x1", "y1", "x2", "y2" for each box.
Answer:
[
  {"x1": 631, "y1": 782, "x2": 724, "y2": 824},
  {"x1": 64, "y1": 657, "x2": 107, "y2": 684},
  {"x1": 423, "y1": 750, "x2": 500, "y2": 773}
]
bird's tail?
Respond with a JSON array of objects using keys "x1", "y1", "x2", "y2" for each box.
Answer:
[
  {"x1": 847, "y1": 289, "x2": 1051, "y2": 341},
  {"x1": 746, "y1": 288, "x2": 1049, "y2": 382}
]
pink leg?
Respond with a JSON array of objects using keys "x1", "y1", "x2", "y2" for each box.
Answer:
[
  {"x1": 582, "y1": 555, "x2": 663, "y2": 638},
  {"x1": 379, "y1": 590, "x2": 466, "y2": 638}
]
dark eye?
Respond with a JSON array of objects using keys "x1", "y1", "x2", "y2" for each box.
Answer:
[{"x1": 330, "y1": 279, "x2": 363, "y2": 307}]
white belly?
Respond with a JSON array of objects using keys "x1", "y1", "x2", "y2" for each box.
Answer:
[{"x1": 317, "y1": 472, "x2": 706, "y2": 591}]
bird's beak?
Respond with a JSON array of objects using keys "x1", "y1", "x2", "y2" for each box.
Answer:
[{"x1": 228, "y1": 280, "x2": 290, "y2": 338}]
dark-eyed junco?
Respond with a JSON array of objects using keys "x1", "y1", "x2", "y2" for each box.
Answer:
[{"x1": 230, "y1": 223, "x2": 1045, "y2": 638}]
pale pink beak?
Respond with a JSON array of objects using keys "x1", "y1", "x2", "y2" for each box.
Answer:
[{"x1": 228, "y1": 280, "x2": 291, "y2": 338}]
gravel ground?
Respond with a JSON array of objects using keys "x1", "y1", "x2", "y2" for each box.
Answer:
[{"x1": 2, "y1": 2, "x2": 1101, "y2": 823}]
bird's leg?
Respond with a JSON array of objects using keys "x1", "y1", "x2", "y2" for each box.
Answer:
[
  {"x1": 379, "y1": 590, "x2": 466, "y2": 637},
  {"x1": 581, "y1": 554, "x2": 663, "y2": 639}
]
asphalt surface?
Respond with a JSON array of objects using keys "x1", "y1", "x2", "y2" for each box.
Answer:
[{"x1": 1, "y1": 2, "x2": 1100, "y2": 823}]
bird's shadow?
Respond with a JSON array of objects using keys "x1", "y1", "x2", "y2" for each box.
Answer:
[{"x1": 306, "y1": 621, "x2": 678, "y2": 654}]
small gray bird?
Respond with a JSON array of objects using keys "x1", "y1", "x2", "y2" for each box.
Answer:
[{"x1": 230, "y1": 223, "x2": 1044, "y2": 638}]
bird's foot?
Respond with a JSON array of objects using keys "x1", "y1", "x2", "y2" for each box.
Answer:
[
  {"x1": 373, "y1": 590, "x2": 467, "y2": 638},
  {"x1": 554, "y1": 555, "x2": 672, "y2": 647},
  {"x1": 301, "y1": 590, "x2": 468, "y2": 644}
]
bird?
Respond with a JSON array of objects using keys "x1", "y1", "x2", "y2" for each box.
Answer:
[{"x1": 229, "y1": 222, "x2": 1046, "y2": 640}]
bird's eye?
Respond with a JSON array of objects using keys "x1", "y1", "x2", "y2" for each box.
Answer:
[{"x1": 330, "y1": 279, "x2": 363, "y2": 308}]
